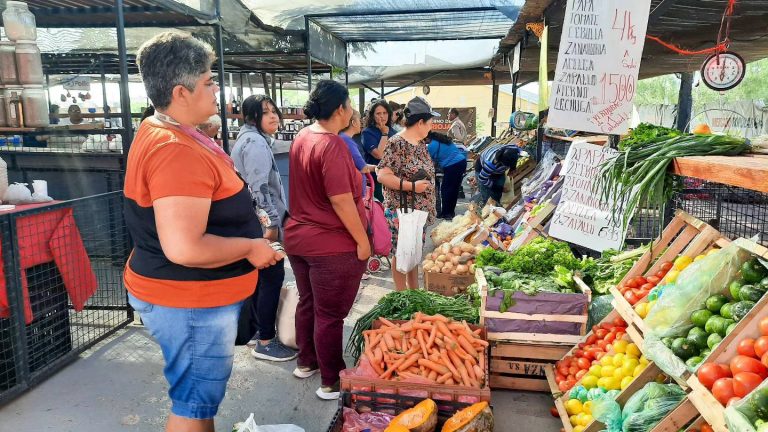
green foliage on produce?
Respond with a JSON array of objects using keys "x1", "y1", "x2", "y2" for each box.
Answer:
[
  {"x1": 618, "y1": 123, "x2": 682, "y2": 151},
  {"x1": 476, "y1": 238, "x2": 581, "y2": 275}
]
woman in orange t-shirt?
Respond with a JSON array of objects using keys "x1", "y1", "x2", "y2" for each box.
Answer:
[{"x1": 123, "y1": 31, "x2": 283, "y2": 432}]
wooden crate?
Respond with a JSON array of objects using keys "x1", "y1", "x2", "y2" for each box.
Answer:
[
  {"x1": 340, "y1": 320, "x2": 491, "y2": 403},
  {"x1": 506, "y1": 202, "x2": 557, "y2": 252},
  {"x1": 684, "y1": 250, "x2": 768, "y2": 432},
  {"x1": 545, "y1": 329, "x2": 664, "y2": 432},
  {"x1": 477, "y1": 268, "x2": 590, "y2": 344},
  {"x1": 507, "y1": 158, "x2": 538, "y2": 205},
  {"x1": 648, "y1": 397, "x2": 700, "y2": 432},
  {"x1": 610, "y1": 210, "x2": 731, "y2": 335},
  {"x1": 489, "y1": 340, "x2": 571, "y2": 392}
]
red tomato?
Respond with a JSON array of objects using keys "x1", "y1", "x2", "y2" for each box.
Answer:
[
  {"x1": 574, "y1": 349, "x2": 585, "y2": 358},
  {"x1": 646, "y1": 276, "x2": 661, "y2": 284},
  {"x1": 613, "y1": 317, "x2": 626, "y2": 327},
  {"x1": 698, "y1": 363, "x2": 732, "y2": 389},
  {"x1": 586, "y1": 335, "x2": 597, "y2": 345},
  {"x1": 597, "y1": 340, "x2": 609, "y2": 350},
  {"x1": 755, "y1": 336, "x2": 768, "y2": 358},
  {"x1": 737, "y1": 339, "x2": 758, "y2": 358},
  {"x1": 558, "y1": 381, "x2": 569, "y2": 392},
  {"x1": 762, "y1": 351, "x2": 768, "y2": 368},
  {"x1": 633, "y1": 276, "x2": 648, "y2": 286},
  {"x1": 577, "y1": 357, "x2": 591, "y2": 370},
  {"x1": 556, "y1": 372, "x2": 566, "y2": 383},
  {"x1": 557, "y1": 364, "x2": 569, "y2": 376},
  {"x1": 701, "y1": 425, "x2": 714, "y2": 432},
  {"x1": 615, "y1": 332, "x2": 626, "y2": 341},
  {"x1": 760, "y1": 317, "x2": 768, "y2": 337},
  {"x1": 640, "y1": 283, "x2": 656, "y2": 291},
  {"x1": 564, "y1": 379, "x2": 576, "y2": 389},
  {"x1": 731, "y1": 355, "x2": 768, "y2": 379},
  {"x1": 727, "y1": 397, "x2": 741, "y2": 407},
  {"x1": 575, "y1": 369, "x2": 587, "y2": 380},
  {"x1": 600, "y1": 322, "x2": 614, "y2": 330},
  {"x1": 568, "y1": 366, "x2": 579, "y2": 375},
  {"x1": 595, "y1": 329, "x2": 608, "y2": 339},
  {"x1": 656, "y1": 270, "x2": 667, "y2": 279},
  {"x1": 711, "y1": 378, "x2": 736, "y2": 405},
  {"x1": 733, "y1": 372, "x2": 763, "y2": 397},
  {"x1": 660, "y1": 262, "x2": 674, "y2": 272},
  {"x1": 595, "y1": 352, "x2": 606, "y2": 361},
  {"x1": 550, "y1": 407, "x2": 560, "y2": 418},
  {"x1": 625, "y1": 279, "x2": 639, "y2": 289},
  {"x1": 604, "y1": 332, "x2": 617, "y2": 343},
  {"x1": 624, "y1": 290, "x2": 639, "y2": 305},
  {"x1": 578, "y1": 342, "x2": 587, "y2": 349}
]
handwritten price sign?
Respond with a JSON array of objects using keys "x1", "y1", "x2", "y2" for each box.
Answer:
[
  {"x1": 549, "y1": 141, "x2": 628, "y2": 251},
  {"x1": 548, "y1": 0, "x2": 652, "y2": 135}
]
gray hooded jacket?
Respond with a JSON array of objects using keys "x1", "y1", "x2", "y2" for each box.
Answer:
[{"x1": 231, "y1": 124, "x2": 288, "y2": 238}]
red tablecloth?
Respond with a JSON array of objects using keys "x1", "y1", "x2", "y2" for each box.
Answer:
[{"x1": 0, "y1": 204, "x2": 98, "y2": 324}]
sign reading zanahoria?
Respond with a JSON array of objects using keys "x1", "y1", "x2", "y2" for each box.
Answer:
[{"x1": 547, "y1": 0, "x2": 652, "y2": 135}]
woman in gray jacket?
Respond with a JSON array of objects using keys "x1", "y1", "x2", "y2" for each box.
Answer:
[{"x1": 231, "y1": 95, "x2": 296, "y2": 361}]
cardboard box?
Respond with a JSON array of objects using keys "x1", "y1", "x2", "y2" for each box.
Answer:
[{"x1": 424, "y1": 271, "x2": 475, "y2": 297}]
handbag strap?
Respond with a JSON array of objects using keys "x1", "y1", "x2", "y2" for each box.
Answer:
[{"x1": 399, "y1": 178, "x2": 416, "y2": 212}]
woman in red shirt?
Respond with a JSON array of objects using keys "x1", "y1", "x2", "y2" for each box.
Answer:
[{"x1": 283, "y1": 80, "x2": 370, "y2": 400}]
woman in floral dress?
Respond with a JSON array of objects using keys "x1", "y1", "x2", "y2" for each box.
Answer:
[{"x1": 376, "y1": 96, "x2": 440, "y2": 291}]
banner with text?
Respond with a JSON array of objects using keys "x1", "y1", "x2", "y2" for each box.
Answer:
[
  {"x1": 549, "y1": 141, "x2": 626, "y2": 251},
  {"x1": 431, "y1": 108, "x2": 477, "y2": 137},
  {"x1": 548, "y1": 0, "x2": 652, "y2": 135}
]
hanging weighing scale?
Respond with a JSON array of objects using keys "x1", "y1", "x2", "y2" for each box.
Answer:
[{"x1": 700, "y1": 51, "x2": 746, "y2": 91}]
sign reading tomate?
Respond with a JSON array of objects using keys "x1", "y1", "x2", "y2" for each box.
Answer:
[{"x1": 547, "y1": 0, "x2": 652, "y2": 135}]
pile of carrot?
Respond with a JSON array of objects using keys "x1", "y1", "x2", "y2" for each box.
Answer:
[{"x1": 361, "y1": 313, "x2": 489, "y2": 388}]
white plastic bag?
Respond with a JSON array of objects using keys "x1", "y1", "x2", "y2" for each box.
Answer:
[
  {"x1": 3, "y1": 183, "x2": 32, "y2": 204},
  {"x1": 394, "y1": 208, "x2": 428, "y2": 273},
  {"x1": 234, "y1": 414, "x2": 305, "y2": 432},
  {"x1": 276, "y1": 282, "x2": 299, "y2": 349}
]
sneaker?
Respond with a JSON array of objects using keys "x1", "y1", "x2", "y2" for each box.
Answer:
[
  {"x1": 250, "y1": 339, "x2": 297, "y2": 362},
  {"x1": 293, "y1": 366, "x2": 319, "y2": 379},
  {"x1": 316, "y1": 382, "x2": 340, "y2": 400}
]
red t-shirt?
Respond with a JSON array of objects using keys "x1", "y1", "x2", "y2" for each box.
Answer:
[{"x1": 284, "y1": 128, "x2": 366, "y2": 256}]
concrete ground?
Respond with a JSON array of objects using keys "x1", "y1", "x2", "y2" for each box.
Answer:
[{"x1": 0, "y1": 198, "x2": 562, "y2": 431}]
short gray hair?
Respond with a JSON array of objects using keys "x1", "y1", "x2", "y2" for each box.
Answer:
[
  {"x1": 136, "y1": 31, "x2": 215, "y2": 110},
  {"x1": 199, "y1": 114, "x2": 222, "y2": 130}
]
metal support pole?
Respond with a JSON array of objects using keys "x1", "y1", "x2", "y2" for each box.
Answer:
[
  {"x1": 380, "y1": 80, "x2": 384, "y2": 99},
  {"x1": 676, "y1": 72, "x2": 694, "y2": 133},
  {"x1": 491, "y1": 70, "x2": 499, "y2": 137},
  {"x1": 45, "y1": 74, "x2": 52, "y2": 113},
  {"x1": 305, "y1": 16, "x2": 312, "y2": 92},
  {"x1": 4, "y1": 213, "x2": 31, "y2": 388},
  {"x1": 271, "y1": 73, "x2": 276, "y2": 103},
  {"x1": 511, "y1": 71, "x2": 519, "y2": 113},
  {"x1": 345, "y1": 49, "x2": 349, "y2": 86},
  {"x1": 261, "y1": 73, "x2": 271, "y2": 100},
  {"x1": 100, "y1": 57, "x2": 111, "y2": 126},
  {"x1": 279, "y1": 78, "x2": 283, "y2": 107},
  {"x1": 116, "y1": 0, "x2": 133, "y2": 154},
  {"x1": 214, "y1": 0, "x2": 229, "y2": 152},
  {"x1": 359, "y1": 87, "x2": 365, "y2": 114}
]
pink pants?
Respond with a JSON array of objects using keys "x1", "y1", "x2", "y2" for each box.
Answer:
[{"x1": 288, "y1": 252, "x2": 366, "y2": 385}]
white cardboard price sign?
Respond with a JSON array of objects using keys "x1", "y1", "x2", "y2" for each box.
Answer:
[
  {"x1": 549, "y1": 141, "x2": 626, "y2": 252},
  {"x1": 547, "y1": 0, "x2": 652, "y2": 135}
]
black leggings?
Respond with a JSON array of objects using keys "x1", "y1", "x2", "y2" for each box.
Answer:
[
  {"x1": 440, "y1": 160, "x2": 468, "y2": 218},
  {"x1": 248, "y1": 259, "x2": 286, "y2": 341}
]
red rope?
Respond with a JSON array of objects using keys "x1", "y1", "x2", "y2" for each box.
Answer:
[
  {"x1": 646, "y1": 0, "x2": 737, "y2": 56},
  {"x1": 645, "y1": 35, "x2": 728, "y2": 56}
]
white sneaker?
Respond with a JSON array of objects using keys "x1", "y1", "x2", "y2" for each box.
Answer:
[
  {"x1": 316, "y1": 383, "x2": 340, "y2": 400},
  {"x1": 293, "y1": 366, "x2": 319, "y2": 379}
]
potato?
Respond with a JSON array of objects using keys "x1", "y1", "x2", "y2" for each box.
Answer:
[
  {"x1": 433, "y1": 261, "x2": 444, "y2": 270},
  {"x1": 456, "y1": 264, "x2": 469, "y2": 274},
  {"x1": 423, "y1": 263, "x2": 434, "y2": 272},
  {"x1": 451, "y1": 256, "x2": 460, "y2": 266},
  {"x1": 450, "y1": 270, "x2": 458, "y2": 275},
  {"x1": 436, "y1": 254, "x2": 447, "y2": 263},
  {"x1": 460, "y1": 252, "x2": 472, "y2": 259},
  {"x1": 451, "y1": 246, "x2": 462, "y2": 256},
  {"x1": 460, "y1": 243, "x2": 475, "y2": 253},
  {"x1": 441, "y1": 266, "x2": 452, "y2": 274},
  {"x1": 423, "y1": 259, "x2": 435, "y2": 268},
  {"x1": 441, "y1": 243, "x2": 452, "y2": 254},
  {"x1": 442, "y1": 262, "x2": 454, "y2": 271}
]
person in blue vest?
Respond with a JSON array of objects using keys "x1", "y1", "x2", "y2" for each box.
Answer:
[
  {"x1": 427, "y1": 131, "x2": 468, "y2": 219},
  {"x1": 473, "y1": 144, "x2": 521, "y2": 205}
]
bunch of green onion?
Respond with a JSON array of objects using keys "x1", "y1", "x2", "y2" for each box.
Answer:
[{"x1": 598, "y1": 134, "x2": 750, "y2": 230}]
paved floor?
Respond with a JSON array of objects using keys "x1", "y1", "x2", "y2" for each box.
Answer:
[{"x1": 0, "y1": 198, "x2": 562, "y2": 431}]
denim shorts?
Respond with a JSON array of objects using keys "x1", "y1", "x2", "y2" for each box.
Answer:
[{"x1": 128, "y1": 293, "x2": 242, "y2": 419}]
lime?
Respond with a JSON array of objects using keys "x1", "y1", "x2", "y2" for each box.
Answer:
[
  {"x1": 719, "y1": 318, "x2": 735, "y2": 337},
  {"x1": 730, "y1": 280, "x2": 745, "y2": 300},
  {"x1": 671, "y1": 337, "x2": 697, "y2": 360},
  {"x1": 721, "y1": 302, "x2": 735, "y2": 319},
  {"x1": 705, "y1": 294, "x2": 730, "y2": 314},
  {"x1": 707, "y1": 333, "x2": 723, "y2": 349},
  {"x1": 726, "y1": 322, "x2": 738, "y2": 335},
  {"x1": 691, "y1": 309, "x2": 713, "y2": 329},
  {"x1": 705, "y1": 315, "x2": 726, "y2": 335}
]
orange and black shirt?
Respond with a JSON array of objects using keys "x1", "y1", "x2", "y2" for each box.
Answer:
[{"x1": 123, "y1": 118, "x2": 260, "y2": 308}]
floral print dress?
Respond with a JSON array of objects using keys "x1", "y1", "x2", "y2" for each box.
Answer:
[{"x1": 378, "y1": 135, "x2": 437, "y2": 246}]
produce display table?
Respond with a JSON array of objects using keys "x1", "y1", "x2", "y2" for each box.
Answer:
[{"x1": 672, "y1": 155, "x2": 768, "y2": 194}]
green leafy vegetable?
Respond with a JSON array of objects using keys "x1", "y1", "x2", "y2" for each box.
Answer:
[{"x1": 580, "y1": 245, "x2": 648, "y2": 295}]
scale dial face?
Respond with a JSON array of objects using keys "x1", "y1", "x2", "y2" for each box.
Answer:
[{"x1": 701, "y1": 51, "x2": 746, "y2": 91}]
